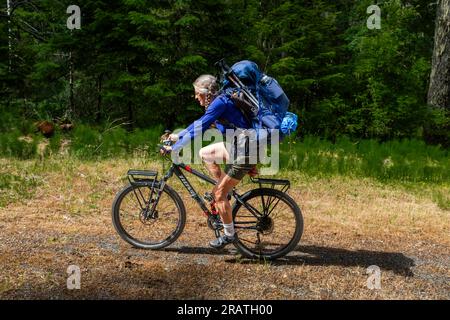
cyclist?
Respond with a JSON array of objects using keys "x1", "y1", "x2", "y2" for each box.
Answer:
[{"x1": 160, "y1": 74, "x2": 256, "y2": 248}]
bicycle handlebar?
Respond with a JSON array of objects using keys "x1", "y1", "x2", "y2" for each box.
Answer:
[{"x1": 157, "y1": 138, "x2": 174, "y2": 157}]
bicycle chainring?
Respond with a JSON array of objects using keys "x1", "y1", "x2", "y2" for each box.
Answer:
[{"x1": 207, "y1": 215, "x2": 223, "y2": 231}]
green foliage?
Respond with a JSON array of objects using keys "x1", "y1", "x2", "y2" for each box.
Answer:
[
  {"x1": 432, "y1": 191, "x2": 450, "y2": 211},
  {"x1": 279, "y1": 136, "x2": 450, "y2": 183},
  {"x1": 341, "y1": 0, "x2": 434, "y2": 140},
  {"x1": 0, "y1": 172, "x2": 41, "y2": 208},
  {"x1": 70, "y1": 124, "x2": 102, "y2": 159},
  {"x1": 69, "y1": 123, "x2": 163, "y2": 159},
  {"x1": 0, "y1": 0, "x2": 447, "y2": 150},
  {"x1": 0, "y1": 131, "x2": 38, "y2": 159}
]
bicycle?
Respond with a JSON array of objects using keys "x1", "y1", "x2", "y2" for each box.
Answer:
[{"x1": 111, "y1": 134, "x2": 304, "y2": 260}]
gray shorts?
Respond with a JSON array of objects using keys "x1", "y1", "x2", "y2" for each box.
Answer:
[
  {"x1": 224, "y1": 162, "x2": 255, "y2": 180},
  {"x1": 223, "y1": 130, "x2": 258, "y2": 180}
]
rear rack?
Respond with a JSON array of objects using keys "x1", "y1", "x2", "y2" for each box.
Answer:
[{"x1": 250, "y1": 177, "x2": 290, "y2": 193}]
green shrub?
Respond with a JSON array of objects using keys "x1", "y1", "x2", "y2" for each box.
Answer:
[
  {"x1": 128, "y1": 126, "x2": 163, "y2": 158},
  {"x1": 98, "y1": 127, "x2": 128, "y2": 158},
  {"x1": 70, "y1": 124, "x2": 101, "y2": 159},
  {"x1": 279, "y1": 136, "x2": 449, "y2": 183},
  {"x1": 0, "y1": 131, "x2": 38, "y2": 159}
]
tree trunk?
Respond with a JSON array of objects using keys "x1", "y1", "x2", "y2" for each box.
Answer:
[
  {"x1": 95, "y1": 73, "x2": 103, "y2": 123},
  {"x1": 428, "y1": 0, "x2": 450, "y2": 109},
  {"x1": 69, "y1": 50, "x2": 75, "y2": 117},
  {"x1": 7, "y1": 0, "x2": 12, "y2": 72}
]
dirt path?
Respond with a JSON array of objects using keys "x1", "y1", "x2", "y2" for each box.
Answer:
[{"x1": 0, "y1": 159, "x2": 449, "y2": 299}]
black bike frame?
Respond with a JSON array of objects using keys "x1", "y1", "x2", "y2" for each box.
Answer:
[
  {"x1": 128, "y1": 152, "x2": 290, "y2": 239},
  {"x1": 151, "y1": 161, "x2": 264, "y2": 224},
  {"x1": 165, "y1": 162, "x2": 216, "y2": 216}
]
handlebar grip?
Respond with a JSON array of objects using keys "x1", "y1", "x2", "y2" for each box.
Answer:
[{"x1": 157, "y1": 144, "x2": 172, "y2": 156}]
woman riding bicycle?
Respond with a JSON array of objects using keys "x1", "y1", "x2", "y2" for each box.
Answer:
[{"x1": 160, "y1": 74, "x2": 257, "y2": 248}]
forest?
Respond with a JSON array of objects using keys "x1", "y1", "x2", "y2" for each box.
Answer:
[{"x1": 1, "y1": 0, "x2": 448, "y2": 147}]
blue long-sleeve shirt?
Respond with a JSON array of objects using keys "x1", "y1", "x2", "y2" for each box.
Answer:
[{"x1": 172, "y1": 94, "x2": 251, "y2": 152}]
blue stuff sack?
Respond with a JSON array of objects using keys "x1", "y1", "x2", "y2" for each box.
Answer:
[{"x1": 280, "y1": 112, "x2": 298, "y2": 136}]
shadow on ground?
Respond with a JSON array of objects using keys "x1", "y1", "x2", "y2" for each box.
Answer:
[{"x1": 164, "y1": 244, "x2": 415, "y2": 276}]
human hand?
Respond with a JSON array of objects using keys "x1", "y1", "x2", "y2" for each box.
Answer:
[
  {"x1": 169, "y1": 133, "x2": 179, "y2": 142},
  {"x1": 160, "y1": 145, "x2": 172, "y2": 155}
]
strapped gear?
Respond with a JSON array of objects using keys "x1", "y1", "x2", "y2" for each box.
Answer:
[{"x1": 216, "y1": 59, "x2": 298, "y2": 139}]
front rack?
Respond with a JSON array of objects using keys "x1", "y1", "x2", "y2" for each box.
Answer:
[
  {"x1": 127, "y1": 169, "x2": 158, "y2": 187},
  {"x1": 127, "y1": 170, "x2": 159, "y2": 212}
]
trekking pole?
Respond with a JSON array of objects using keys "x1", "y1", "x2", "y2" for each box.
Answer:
[{"x1": 215, "y1": 59, "x2": 259, "y2": 107}]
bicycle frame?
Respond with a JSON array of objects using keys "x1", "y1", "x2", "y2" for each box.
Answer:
[
  {"x1": 162, "y1": 162, "x2": 271, "y2": 220},
  {"x1": 128, "y1": 147, "x2": 292, "y2": 240},
  {"x1": 162, "y1": 162, "x2": 217, "y2": 217}
]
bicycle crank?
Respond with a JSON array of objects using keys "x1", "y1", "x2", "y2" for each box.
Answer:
[{"x1": 207, "y1": 214, "x2": 223, "y2": 231}]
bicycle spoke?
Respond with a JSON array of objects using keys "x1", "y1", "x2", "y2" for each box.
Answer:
[
  {"x1": 239, "y1": 237, "x2": 258, "y2": 245},
  {"x1": 266, "y1": 196, "x2": 284, "y2": 217},
  {"x1": 241, "y1": 201, "x2": 263, "y2": 217},
  {"x1": 261, "y1": 192, "x2": 266, "y2": 214},
  {"x1": 265, "y1": 194, "x2": 272, "y2": 214},
  {"x1": 236, "y1": 214, "x2": 258, "y2": 218}
]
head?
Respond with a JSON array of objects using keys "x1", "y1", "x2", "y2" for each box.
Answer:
[{"x1": 193, "y1": 74, "x2": 218, "y2": 108}]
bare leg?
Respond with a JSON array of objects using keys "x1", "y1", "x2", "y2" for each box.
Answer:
[
  {"x1": 199, "y1": 142, "x2": 229, "y2": 193},
  {"x1": 214, "y1": 175, "x2": 240, "y2": 225}
]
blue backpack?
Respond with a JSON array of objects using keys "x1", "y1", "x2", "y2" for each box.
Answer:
[{"x1": 221, "y1": 60, "x2": 298, "y2": 138}]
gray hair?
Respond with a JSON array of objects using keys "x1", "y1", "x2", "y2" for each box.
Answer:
[
  {"x1": 193, "y1": 74, "x2": 218, "y2": 95},
  {"x1": 193, "y1": 74, "x2": 218, "y2": 107}
]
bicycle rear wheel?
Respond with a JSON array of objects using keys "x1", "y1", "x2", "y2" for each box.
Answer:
[
  {"x1": 232, "y1": 188, "x2": 303, "y2": 260},
  {"x1": 112, "y1": 181, "x2": 186, "y2": 249}
]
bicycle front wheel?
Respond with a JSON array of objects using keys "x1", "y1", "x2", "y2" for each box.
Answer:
[
  {"x1": 232, "y1": 188, "x2": 303, "y2": 260},
  {"x1": 112, "y1": 181, "x2": 186, "y2": 249}
]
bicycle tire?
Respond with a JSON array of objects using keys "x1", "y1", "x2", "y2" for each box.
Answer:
[
  {"x1": 112, "y1": 181, "x2": 186, "y2": 249},
  {"x1": 232, "y1": 188, "x2": 303, "y2": 260}
]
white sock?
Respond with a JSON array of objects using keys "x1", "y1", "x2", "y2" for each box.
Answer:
[{"x1": 223, "y1": 223, "x2": 235, "y2": 237}]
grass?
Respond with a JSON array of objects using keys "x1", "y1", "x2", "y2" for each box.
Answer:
[
  {"x1": 1, "y1": 125, "x2": 449, "y2": 216},
  {"x1": 279, "y1": 136, "x2": 450, "y2": 183},
  {"x1": 432, "y1": 191, "x2": 450, "y2": 211},
  {"x1": 1, "y1": 129, "x2": 449, "y2": 210},
  {"x1": 2, "y1": 126, "x2": 448, "y2": 183},
  {"x1": 0, "y1": 167, "x2": 43, "y2": 208}
]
